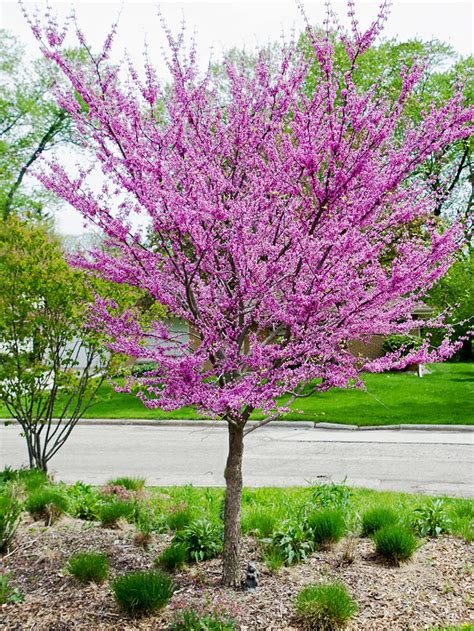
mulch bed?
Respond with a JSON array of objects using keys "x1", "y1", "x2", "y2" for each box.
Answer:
[{"x1": 1, "y1": 517, "x2": 473, "y2": 630}]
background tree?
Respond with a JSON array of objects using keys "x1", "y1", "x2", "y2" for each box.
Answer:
[
  {"x1": 0, "y1": 29, "x2": 75, "y2": 220},
  {"x1": 26, "y1": 3, "x2": 472, "y2": 584},
  {"x1": 427, "y1": 247, "x2": 473, "y2": 361},
  {"x1": 303, "y1": 35, "x2": 474, "y2": 221},
  {"x1": 0, "y1": 217, "x2": 115, "y2": 471}
]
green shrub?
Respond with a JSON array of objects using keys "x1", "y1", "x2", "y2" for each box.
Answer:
[
  {"x1": 167, "y1": 608, "x2": 237, "y2": 630},
  {"x1": 382, "y1": 334, "x2": 423, "y2": 355},
  {"x1": 107, "y1": 476, "x2": 146, "y2": 491},
  {"x1": 174, "y1": 519, "x2": 223, "y2": 562},
  {"x1": 411, "y1": 500, "x2": 451, "y2": 538},
  {"x1": 155, "y1": 543, "x2": 188, "y2": 572},
  {"x1": 307, "y1": 510, "x2": 346, "y2": 546},
  {"x1": 295, "y1": 582, "x2": 357, "y2": 630},
  {"x1": 166, "y1": 506, "x2": 196, "y2": 532},
  {"x1": 310, "y1": 481, "x2": 352, "y2": 512},
  {"x1": 67, "y1": 552, "x2": 109, "y2": 583},
  {"x1": 98, "y1": 500, "x2": 135, "y2": 527},
  {"x1": 111, "y1": 570, "x2": 174, "y2": 616},
  {"x1": 25, "y1": 487, "x2": 68, "y2": 524},
  {"x1": 0, "y1": 490, "x2": 21, "y2": 552},
  {"x1": 374, "y1": 525, "x2": 418, "y2": 565},
  {"x1": 67, "y1": 482, "x2": 102, "y2": 520},
  {"x1": 360, "y1": 507, "x2": 399, "y2": 537},
  {"x1": 268, "y1": 521, "x2": 313, "y2": 566},
  {"x1": 241, "y1": 507, "x2": 278, "y2": 538}
]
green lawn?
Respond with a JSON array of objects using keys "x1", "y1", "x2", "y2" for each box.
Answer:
[{"x1": 1, "y1": 362, "x2": 471, "y2": 425}]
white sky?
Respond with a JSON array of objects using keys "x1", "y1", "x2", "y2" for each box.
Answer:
[{"x1": 1, "y1": 0, "x2": 473, "y2": 235}]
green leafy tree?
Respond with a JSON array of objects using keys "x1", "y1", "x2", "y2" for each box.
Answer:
[
  {"x1": 0, "y1": 217, "x2": 116, "y2": 471},
  {"x1": 427, "y1": 248, "x2": 473, "y2": 360},
  {"x1": 303, "y1": 36, "x2": 474, "y2": 220},
  {"x1": 0, "y1": 30, "x2": 74, "y2": 220}
]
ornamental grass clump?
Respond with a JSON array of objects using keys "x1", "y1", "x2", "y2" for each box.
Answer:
[
  {"x1": 373, "y1": 524, "x2": 418, "y2": 565},
  {"x1": 111, "y1": 570, "x2": 174, "y2": 616},
  {"x1": 67, "y1": 551, "x2": 109, "y2": 583},
  {"x1": 307, "y1": 510, "x2": 346, "y2": 547},
  {"x1": 155, "y1": 542, "x2": 188, "y2": 572},
  {"x1": 241, "y1": 507, "x2": 279, "y2": 538},
  {"x1": 166, "y1": 506, "x2": 196, "y2": 532},
  {"x1": 295, "y1": 582, "x2": 357, "y2": 630},
  {"x1": 360, "y1": 507, "x2": 399, "y2": 537},
  {"x1": 107, "y1": 476, "x2": 146, "y2": 491},
  {"x1": 0, "y1": 467, "x2": 49, "y2": 493},
  {"x1": 98, "y1": 500, "x2": 135, "y2": 528},
  {"x1": 25, "y1": 487, "x2": 68, "y2": 525}
]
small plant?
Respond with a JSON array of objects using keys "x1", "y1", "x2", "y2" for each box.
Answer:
[
  {"x1": 111, "y1": 570, "x2": 174, "y2": 616},
  {"x1": 374, "y1": 524, "x2": 418, "y2": 565},
  {"x1": 310, "y1": 481, "x2": 352, "y2": 512},
  {"x1": 267, "y1": 521, "x2": 313, "y2": 566},
  {"x1": 411, "y1": 500, "x2": 451, "y2": 538},
  {"x1": 107, "y1": 476, "x2": 146, "y2": 491},
  {"x1": 295, "y1": 582, "x2": 357, "y2": 630},
  {"x1": 155, "y1": 543, "x2": 188, "y2": 572},
  {"x1": 133, "y1": 508, "x2": 155, "y2": 549},
  {"x1": 262, "y1": 545, "x2": 287, "y2": 573},
  {"x1": 166, "y1": 506, "x2": 196, "y2": 532},
  {"x1": 0, "y1": 573, "x2": 23, "y2": 605},
  {"x1": 338, "y1": 536, "x2": 357, "y2": 567},
  {"x1": 307, "y1": 509, "x2": 346, "y2": 547},
  {"x1": 25, "y1": 487, "x2": 68, "y2": 525},
  {"x1": 174, "y1": 518, "x2": 223, "y2": 562},
  {"x1": 98, "y1": 500, "x2": 135, "y2": 528},
  {"x1": 360, "y1": 507, "x2": 399, "y2": 537},
  {"x1": 67, "y1": 482, "x2": 102, "y2": 521},
  {"x1": 0, "y1": 489, "x2": 21, "y2": 552},
  {"x1": 241, "y1": 508, "x2": 278, "y2": 538},
  {"x1": 167, "y1": 608, "x2": 237, "y2": 630},
  {"x1": 67, "y1": 551, "x2": 109, "y2": 583}
]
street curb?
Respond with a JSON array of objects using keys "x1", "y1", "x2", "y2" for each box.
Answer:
[
  {"x1": 2, "y1": 418, "x2": 473, "y2": 432},
  {"x1": 313, "y1": 422, "x2": 474, "y2": 432}
]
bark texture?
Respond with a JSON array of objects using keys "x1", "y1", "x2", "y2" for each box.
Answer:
[{"x1": 222, "y1": 421, "x2": 244, "y2": 587}]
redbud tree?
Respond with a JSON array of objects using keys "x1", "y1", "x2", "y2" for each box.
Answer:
[{"x1": 27, "y1": 2, "x2": 472, "y2": 585}]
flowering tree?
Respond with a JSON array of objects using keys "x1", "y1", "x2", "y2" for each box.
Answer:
[{"x1": 26, "y1": 2, "x2": 472, "y2": 585}]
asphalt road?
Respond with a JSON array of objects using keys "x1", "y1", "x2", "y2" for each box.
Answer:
[{"x1": 1, "y1": 424, "x2": 473, "y2": 497}]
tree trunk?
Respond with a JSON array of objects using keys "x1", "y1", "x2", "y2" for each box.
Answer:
[{"x1": 222, "y1": 421, "x2": 244, "y2": 587}]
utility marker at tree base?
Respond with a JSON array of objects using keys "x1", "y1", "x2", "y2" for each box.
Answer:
[{"x1": 24, "y1": 0, "x2": 473, "y2": 586}]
